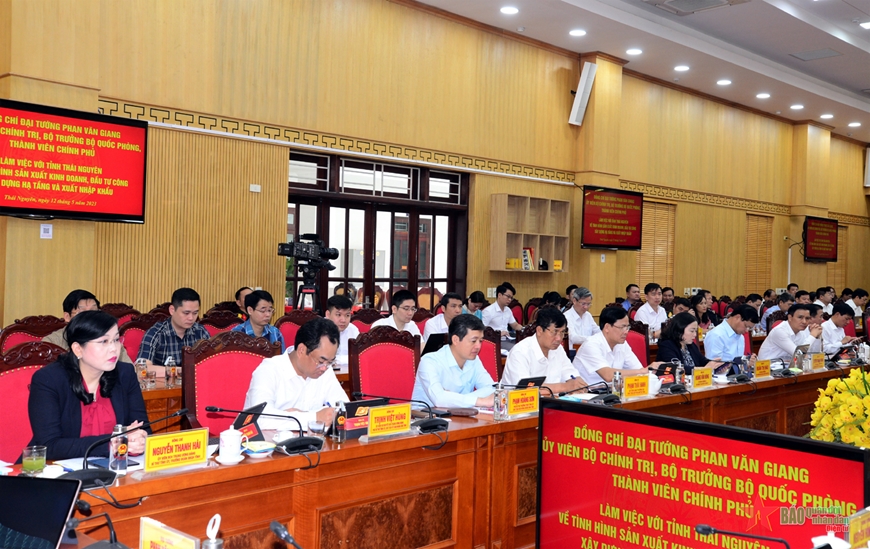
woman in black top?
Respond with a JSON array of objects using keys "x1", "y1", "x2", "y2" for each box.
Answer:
[{"x1": 657, "y1": 312, "x2": 726, "y2": 375}]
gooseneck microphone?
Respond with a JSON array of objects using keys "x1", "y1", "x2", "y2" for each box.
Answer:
[
  {"x1": 204, "y1": 405, "x2": 322, "y2": 453},
  {"x1": 558, "y1": 380, "x2": 607, "y2": 397},
  {"x1": 60, "y1": 408, "x2": 188, "y2": 489},
  {"x1": 695, "y1": 524, "x2": 791, "y2": 549},
  {"x1": 270, "y1": 521, "x2": 303, "y2": 549},
  {"x1": 66, "y1": 513, "x2": 128, "y2": 549},
  {"x1": 352, "y1": 391, "x2": 448, "y2": 433}
]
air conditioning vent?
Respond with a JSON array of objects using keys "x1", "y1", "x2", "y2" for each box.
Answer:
[{"x1": 643, "y1": 0, "x2": 749, "y2": 15}]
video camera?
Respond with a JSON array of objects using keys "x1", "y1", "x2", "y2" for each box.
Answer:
[{"x1": 277, "y1": 234, "x2": 338, "y2": 284}]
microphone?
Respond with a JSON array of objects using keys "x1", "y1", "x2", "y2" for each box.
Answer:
[
  {"x1": 352, "y1": 391, "x2": 448, "y2": 433},
  {"x1": 60, "y1": 408, "x2": 188, "y2": 489},
  {"x1": 559, "y1": 381, "x2": 607, "y2": 397},
  {"x1": 694, "y1": 524, "x2": 791, "y2": 549},
  {"x1": 270, "y1": 520, "x2": 303, "y2": 549},
  {"x1": 66, "y1": 513, "x2": 128, "y2": 549},
  {"x1": 203, "y1": 406, "x2": 322, "y2": 453}
]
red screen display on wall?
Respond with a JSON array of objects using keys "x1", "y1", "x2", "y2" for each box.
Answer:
[
  {"x1": 580, "y1": 187, "x2": 643, "y2": 250},
  {"x1": 0, "y1": 99, "x2": 147, "y2": 223},
  {"x1": 803, "y1": 216, "x2": 838, "y2": 262},
  {"x1": 537, "y1": 400, "x2": 868, "y2": 549}
]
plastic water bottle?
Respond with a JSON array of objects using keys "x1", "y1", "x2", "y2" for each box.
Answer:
[
  {"x1": 165, "y1": 356, "x2": 177, "y2": 387},
  {"x1": 109, "y1": 424, "x2": 128, "y2": 475},
  {"x1": 493, "y1": 382, "x2": 508, "y2": 421},
  {"x1": 611, "y1": 371, "x2": 623, "y2": 398},
  {"x1": 331, "y1": 402, "x2": 347, "y2": 443}
]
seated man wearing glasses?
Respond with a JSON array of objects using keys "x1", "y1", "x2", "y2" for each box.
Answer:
[
  {"x1": 232, "y1": 290, "x2": 285, "y2": 352},
  {"x1": 244, "y1": 317, "x2": 348, "y2": 430},
  {"x1": 573, "y1": 306, "x2": 659, "y2": 386},
  {"x1": 371, "y1": 289, "x2": 422, "y2": 338},
  {"x1": 481, "y1": 282, "x2": 522, "y2": 337},
  {"x1": 501, "y1": 308, "x2": 586, "y2": 396}
]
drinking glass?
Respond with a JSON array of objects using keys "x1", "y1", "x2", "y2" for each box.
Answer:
[{"x1": 21, "y1": 445, "x2": 47, "y2": 476}]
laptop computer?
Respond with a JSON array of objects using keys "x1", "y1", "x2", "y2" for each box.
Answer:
[{"x1": 0, "y1": 476, "x2": 81, "y2": 549}]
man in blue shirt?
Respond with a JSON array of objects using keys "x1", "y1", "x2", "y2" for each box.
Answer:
[
  {"x1": 232, "y1": 290, "x2": 286, "y2": 352},
  {"x1": 703, "y1": 304, "x2": 759, "y2": 371},
  {"x1": 622, "y1": 284, "x2": 640, "y2": 311},
  {"x1": 411, "y1": 314, "x2": 495, "y2": 408}
]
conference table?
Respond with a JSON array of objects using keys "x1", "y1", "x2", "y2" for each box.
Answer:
[{"x1": 91, "y1": 367, "x2": 846, "y2": 549}]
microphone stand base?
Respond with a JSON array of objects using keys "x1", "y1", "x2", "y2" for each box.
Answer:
[{"x1": 59, "y1": 469, "x2": 118, "y2": 490}]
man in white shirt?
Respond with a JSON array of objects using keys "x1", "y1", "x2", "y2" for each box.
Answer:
[
  {"x1": 757, "y1": 304, "x2": 823, "y2": 362},
  {"x1": 481, "y1": 282, "x2": 522, "y2": 336},
  {"x1": 412, "y1": 315, "x2": 495, "y2": 408},
  {"x1": 423, "y1": 292, "x2": 464, "y2": 344},
  {"x1": 324, "y1": 295, "x2": 359, "y2": 365},
  {"x1": 821, "y1": 302, "x2": 860, "y2": 355},
  {"x1": 564, "y1": 287, "x2": 601, "y2": 345},
  {"x1": 244, "y1": 317, "x2": 349, "y2": 430},
  {"x1": 371, "y1": 289, "x2": 422, "y2": 339},
  {"x1": 813, "y1": 287, "x2": 834, "y2": 316},
  {"x1": 634, "y1": 283, "x2": 667, "y2": 338},
  {"x1": 846, "y1": 289, "x2": 868, "y2": 317},
  {"x1": 501, "y1": 308, "x2": 586, "y2": 395},
  {"x1": 573, "y1": 306, "x2": 662, "y2": 385}
]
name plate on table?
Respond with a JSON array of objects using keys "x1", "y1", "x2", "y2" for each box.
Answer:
[
  {"x1": 812, "y1": 352, "x2": 826, "y2": 370},
  {"x1": 693, "y1": 367, "x2": 713, "y2": 388},
  {"x1": 367, "y1": 403, "x2": 411, "y2": 439},
  {"x1": 624, "y1": 375, "x2": 649, "y2": 399},
  {"x1": 506, "y1": 388, "x2": 539, "y2": 417},
  {"x1": 754, "y1": 359, "x2": 771, "y2": 378},
  {"x1": 140, "y1": 517, "x2": 199, "y2": 549},
  {"x1": 144, "y1": 428, "x2": 208, "y2": 473}
]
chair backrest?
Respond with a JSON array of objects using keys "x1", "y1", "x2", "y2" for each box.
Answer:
[
  {"x1": 100, "y1": 303, "x2": 141, "y2": 327},
  {"x1": 0, "y1": 341, "x2": 66, "y2": 463},
  {"x1": 416, "y1": 288, "x2": 443, "y2": 311},
  {"x1": 625, "y1": 330, "x2": 649, "y2": 368},
  {"x1": 149, "y1": 302, "x2": 172, "y2": 316},
  {"x1": 119, "y1": 312, "x2": 169, "y2": 361},
  {"x1": 514, "y1": 323, "x2": 537, "y2": 344},
  {"x1": 350, "y1": 308, "x2": 385, "y2": 334},
  {"x1": 349, "y1": 327, "x2": 420, "y2": 401},
  {"x1": 0, "y1": 315, "x2": 66, "y2": 354},
  {"x1": 743, "y1": 332, "x2": 751, "y2": 355},
  {"x1": 844, "y1": 319, "x2": 857, "y2": 338},
  {"x1": 508, "y1": 299, "x2": 523, "y2": 325},
  {"x1": 182, "y1": 331, "x2": 281, "y2": 435},
  {"x1": 412, "y1": 307, "x2": 434, "y2": 333},
  {"x1": 275, "y1": 310, "x2": 320, "y2": 348},
  {"x1": 479, "y1": 327, "x2": 503, "y2": 382},
  {"x1": 628, "y1": 301, "x2": 642, "y2": 320},
  {"x1": 529, "y1": 303, "x2": 558, "y2": 325},
  {"x1": 768, "y1": 310, "x2": 788, "y2": 332},
  {"x1": 205, "y1": 301, "x2": 244, "y2": 317},
  {"x1": 200, "y1": 309, "x2": 243, "y2": 336},
  {"x1": 523, "y1": 298, "x2": 542, "y2": 325}
]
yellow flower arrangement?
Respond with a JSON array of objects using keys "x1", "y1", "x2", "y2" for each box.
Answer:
[{"x1": 808, "y1": 369, "x2": 870, "y2": 446}]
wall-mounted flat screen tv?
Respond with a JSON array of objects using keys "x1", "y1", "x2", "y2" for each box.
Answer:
[
  {"x1": 803, "y1": 216, "x2": 838, "y2": 262},
  {"x1": 0, "y1": 99, "x2": 147, "y2": 223},
  {"x1": 580, "y1": 186, "x2": 643, "y2": 250}
]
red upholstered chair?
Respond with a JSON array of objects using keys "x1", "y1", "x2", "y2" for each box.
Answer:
[
  {"x1": 149, "y1": 302, "x2": 171, "y2": 316},
  {"x1": 350, "y1": 308, "x2": 385, "y2": 334},
  {"x1": 0, "y1": 341, "x2": 66, "y2": 463},
  {"x1": 628, "y1": 320, "x2": 650, "y2": 367},
  {"x1": 181, "y1": 331, "x2": 281, "y2": 435},
  {"x1": 523, "y1": 298, "x2": 542, "y2": 325},
  {"x1": 0, "y1": 315, "x2": 66, "y2": 354},
  {"x1": 412, "y1": 307, "x2": 434, "y2": 334},
  {"x1": 200, "y1": 309, "x2": 244, "y2": 336},
  {"x1": 508, "y1": 299, "x2": 523, "y2": 325},
  {"x1": 844, "y1": 320, "x2": 857, "y2": 338},
  {"x1": 479, "y1": 327, "x2": 503, "y2": 382},
  {"x1": 349, "y1": 327, "x2": 420, "y2": 401},
  {"x1": 767, "y1": 310, "x2": 788, "y2": 332},
  {"x1": 628, "y1": 302, "x2": 642, "y2": 320},
  {"x1": 743, "y1": 332, "x2": 752, "y2": 355},
  {"x1": 119, "y1": 312, "x2": 169, "y2": 361},
  {"x1": 100, "y1": 303, "x2": 141, "y2": 327},
  {"x1": 275, "y1": 310, "x2": 320, "y2": 349}
]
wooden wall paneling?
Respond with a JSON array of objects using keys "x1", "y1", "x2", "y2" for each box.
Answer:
[
  {"x1": 98, "y1": 0, "x2": 579, "y2": 171},
  {"x1": 94, "y1": 127, "x2": 287, "y2": 314},
  {"x1": 827, "y1": 137, "x2": 870, "y2": 217},
  {"x1": 846, "y1": 225, "x2": 870, "y2": 290},
  {"x1": 826, "y1": 225, "x2": 847, "y2": 292}
]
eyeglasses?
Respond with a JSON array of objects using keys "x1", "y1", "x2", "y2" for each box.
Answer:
[
  {"x1": 398, "y1": 306, "x2": 418, "y2": 313},
  {"x1": 545, "y1": 328, "x2": 568, "y2": 338},
  {"x1": 612, "y1": 324, "x2": 631, "y2": 332},
  {"x1": 254, "y1": 307, "x2": 275, "y2": 315},
  {"x1": 314, "y1": 357, "x2": 337, "y2": 369},
  {"x1": 502, "y1": 293, "x2": 514, "y2": 300},
  {"x1": 91, "y1": 336, "x2": 124, "y2": 348}
]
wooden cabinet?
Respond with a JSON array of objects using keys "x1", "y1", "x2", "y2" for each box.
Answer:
[{"x1": 490, "y1": 194, "x2": 570, "y2": 273}]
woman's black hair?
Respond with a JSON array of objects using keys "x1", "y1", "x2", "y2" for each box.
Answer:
[
  {"x1": 660, "y1": 312, "x2": 698, "y2": 345},
  {"x1": 60, "y1": 310, "x2": 120, "y2": 405},
  {"x1": 690, "y1": 293, "x2": 711, "y2": 325}
]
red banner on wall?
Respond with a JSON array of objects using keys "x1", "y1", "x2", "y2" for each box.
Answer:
[
  {"x1": 581, "y1": 187, "x2": 643, "y2": 250},
  {"x1": 803, "y1": 217, "x2": 838, "y2": 262},
  {"x1": 538, "y1": 402, "x2": 866, "y2": 549},
  {"x1": 0, "y1": 100, "x2": 147, "y2": 223}
]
